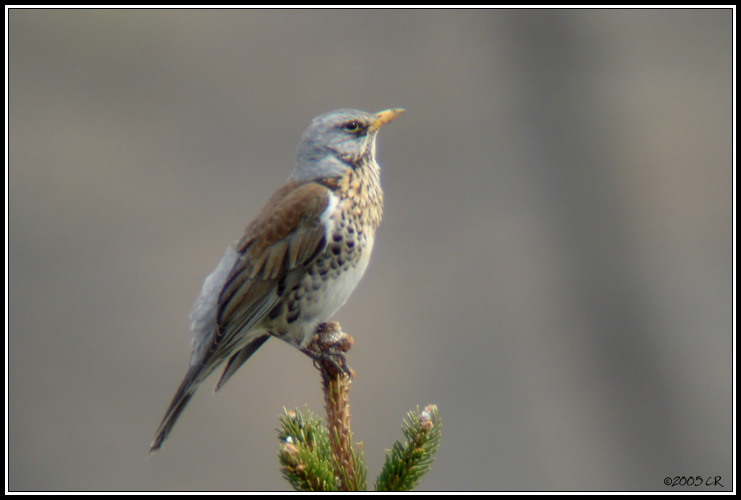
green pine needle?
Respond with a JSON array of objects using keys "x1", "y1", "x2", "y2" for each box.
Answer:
[
  {"x1": 277, "y1": 407, "x2": 338, "y2": 491},
  {"x1": 278, "y1": 405, "x2": 441, "y2": 492},
  {"x1": 374, "y1": 405, "x2": 442, "y2": 492}
]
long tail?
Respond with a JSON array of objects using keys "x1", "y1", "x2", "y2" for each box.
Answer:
[
  {"x1": 149, "y1": 366, "x2": 201, "y2": 454},
  {"x1": 150, "y1": 335, "x2": 272, "y2": 453}
]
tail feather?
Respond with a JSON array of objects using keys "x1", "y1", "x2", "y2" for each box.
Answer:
[
  {"x1": 150, "y1": 335, "x2": 271, "y2": 453},
  {"x1": 215, "y1": 334, "x2": 270, "y2": 392},
  {"x1": 149, "y1": 367, "x2": 201, "y2": 454}
]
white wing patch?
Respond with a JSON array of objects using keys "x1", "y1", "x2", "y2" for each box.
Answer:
[{"x1": 319, "y1": 190, "x2": 339, "y2": 238}]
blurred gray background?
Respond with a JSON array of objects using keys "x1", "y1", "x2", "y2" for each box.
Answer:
[{"x1": 8, "y1": 8, "x2": 733, "y2": 492}]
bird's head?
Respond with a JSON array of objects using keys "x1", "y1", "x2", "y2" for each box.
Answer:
[{"x1": 292, "y1": 108, "x2": 404, "y2": 181}]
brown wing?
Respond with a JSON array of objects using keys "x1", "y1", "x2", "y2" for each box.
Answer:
[
  {"x1": 150, "y1": 180, "x2": 335, "y2": 453},
  {"x1": 202, "y1": 180, "x2": 335, "y2": 367}
]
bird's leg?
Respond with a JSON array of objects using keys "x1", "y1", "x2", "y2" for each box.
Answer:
[{"x1": 302, "y1": 322, "x2": 354, "y2": 380}]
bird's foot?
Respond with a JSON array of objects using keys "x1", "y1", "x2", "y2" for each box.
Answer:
[{"x1": 302, "y1": 322, "x2": 354, "y2": 380}]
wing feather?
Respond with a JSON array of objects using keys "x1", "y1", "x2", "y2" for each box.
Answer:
[{"x1": 195, "y1": 180, "x2": 336, "y2": 374}]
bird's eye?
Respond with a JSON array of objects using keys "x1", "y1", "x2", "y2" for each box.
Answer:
[{"x1": 342, "y1": 120, "x2": 363, "y2": 133}]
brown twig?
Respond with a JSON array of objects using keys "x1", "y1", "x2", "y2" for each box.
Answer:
[{"x1": 310, "y1": 322, "x2": 358, "y2": 491}]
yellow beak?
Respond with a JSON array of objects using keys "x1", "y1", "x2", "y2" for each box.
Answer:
[{"x1": 369, "y1": 108, "x2": 405, "y2": 131}]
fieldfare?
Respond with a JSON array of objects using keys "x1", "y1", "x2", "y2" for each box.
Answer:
[{"x1": 150, "y1": 108, "x2": 404, "y2": 453}]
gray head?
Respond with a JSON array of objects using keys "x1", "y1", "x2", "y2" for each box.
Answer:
[{"x1": 291, "y1": 108, "x2": 404, "y2": 182}]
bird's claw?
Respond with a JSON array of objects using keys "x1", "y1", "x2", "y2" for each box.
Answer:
[{"x1": 302, "y1": 322, "x2": 354, "y2": 380}]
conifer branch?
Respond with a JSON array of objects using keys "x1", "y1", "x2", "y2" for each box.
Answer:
[
  {"x1": 374, "y1": 405, "x2": 442, "y2": 492},
  {"x1": 276, "y1": 322, "x2": 440, "y2": 491}
]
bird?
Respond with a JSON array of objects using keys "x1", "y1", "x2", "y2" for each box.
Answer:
[{"x1": 150, "y1": 108, "x2": 404, "y2": 453}]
